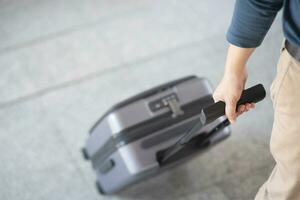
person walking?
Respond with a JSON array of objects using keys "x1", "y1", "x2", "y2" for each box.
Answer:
[{"x1": 213, "y1": 0, "x2": 300, "y2": 199}]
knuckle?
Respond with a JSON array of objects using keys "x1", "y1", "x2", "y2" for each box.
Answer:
[
  {"x1": 231, "y1": 95, "x2": 240, "y2": 102},
  {"x1": 226, "y1": 107, "x2": 235, "y2": 116},
  {"x1": 212, "y1": 93, "x2": 218, "y2": 100}
]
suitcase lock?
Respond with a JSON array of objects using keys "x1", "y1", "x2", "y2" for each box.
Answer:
[{"x1": 163, "y1": 98, "x2": 184, "y2": 118}]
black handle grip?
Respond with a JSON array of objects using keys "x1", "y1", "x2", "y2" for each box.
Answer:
[{"x1": 200, "y1": 84, "x2": 266, "y2": 124}]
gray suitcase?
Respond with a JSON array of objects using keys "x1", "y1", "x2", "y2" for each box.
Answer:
[{"x1": 82, "y1": 76, "x2": 266, "y2": 195}]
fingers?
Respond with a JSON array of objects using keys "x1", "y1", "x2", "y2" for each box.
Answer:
[
  {"x1": 213, "y1": 82, "x2": 256, "y2": 123},
  {"x1": 225, "y1": 98, "x2": 238, "y2": 123},
  {"x1": 244, "y1": 103, "x2": 255, "y2": 111},
  {"x1": 238, "y1": 104, "x2": 246, "y2": 113},
  {"x1": 216, "y1": 98, "x2": 256, "y2": 123},
  {"x1": 236, "y1": 103, "x2": 256, "y2": 117}
]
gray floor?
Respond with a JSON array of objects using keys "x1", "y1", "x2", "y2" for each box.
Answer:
[{"x1": 0, "y1": 0, "x2": 284, "y2": 199}]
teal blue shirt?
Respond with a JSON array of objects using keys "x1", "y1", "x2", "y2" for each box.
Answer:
[{"x1": 227, "y1": 0, "x2": 300, "y2": 48}]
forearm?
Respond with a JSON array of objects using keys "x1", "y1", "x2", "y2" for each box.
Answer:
[
  {"x1": 214, "y1": 44, "x2": 255, "y2": 123},
  {"x1": 214, "y1": 0, "x2": 283, "y2": 123},
  {"x1": 224, "y1": 44, "x2": 255, "y2": 75}
]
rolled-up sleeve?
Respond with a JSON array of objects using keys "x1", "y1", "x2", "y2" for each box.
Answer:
[{"x1": 227, "y1": 0, "x2": 283, "y2": 48}]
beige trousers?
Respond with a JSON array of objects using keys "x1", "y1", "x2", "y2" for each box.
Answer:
[{"x1": 255, "y1": 46, "x2": 300, "y2": 200}]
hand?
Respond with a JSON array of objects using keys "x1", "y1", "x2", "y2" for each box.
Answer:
[{"x1": 213, "y1": 67, "x2": 255, "y2": 123}]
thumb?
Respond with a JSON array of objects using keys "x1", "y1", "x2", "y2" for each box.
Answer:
[{"x1": 225, "y1": 98, "x2": 238, "y2": 123}]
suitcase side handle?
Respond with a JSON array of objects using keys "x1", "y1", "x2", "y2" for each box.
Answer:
[{"x1": 200, "y1": 84, "x2": 266, "y2": 124}]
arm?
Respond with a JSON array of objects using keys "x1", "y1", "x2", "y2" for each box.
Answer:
[
  {"x1": 224, "y1": 45, "x2": 254, "y2": 76},
  {"x1": 214, "y1": 0, "x2": 283, "y2": 123},
  {"x1": 214, "y1": 44, "x2": 255, "y2": 123}
]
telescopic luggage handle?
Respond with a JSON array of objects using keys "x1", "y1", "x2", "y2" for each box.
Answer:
[
  {"x1": 157, "y1": 84, "x2": 266, "y2": 165},
  {"x1": 200, "y1": 84, "x2": 266, "y2": 124},
  {"x1": 179, "y1": 84, "x2": 266, "y2": 145}
]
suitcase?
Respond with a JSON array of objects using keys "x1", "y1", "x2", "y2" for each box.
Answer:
[{"x1": 82, "y1": 75, "x2": 266, "y2": 195}]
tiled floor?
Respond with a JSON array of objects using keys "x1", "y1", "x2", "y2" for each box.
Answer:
[{"x1": 0, "y1": 1, "x2": 283, "y2": 199}]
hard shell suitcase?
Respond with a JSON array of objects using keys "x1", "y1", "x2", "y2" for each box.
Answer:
[
  {"x1": 82, "y1": 75, "x2": 266, "y2": 195},
  {"x1": 82, "y1": 75, "x2": 232, "y2": 194}
]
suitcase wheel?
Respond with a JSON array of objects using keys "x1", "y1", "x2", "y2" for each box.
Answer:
[
  {"x1": 95, "y1": 181, "x2": 106, "y2": 195},
  {"x1": 81, "y1": 148, "x2": 89, "y2": 160}
]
